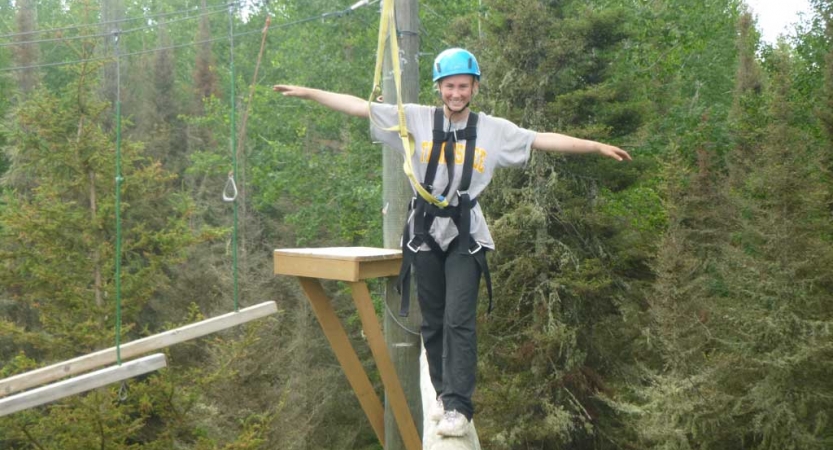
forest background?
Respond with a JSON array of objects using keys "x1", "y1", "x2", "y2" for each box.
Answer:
[{"x1": 0, "y1": 0, "x2": 831, "y2": 449}]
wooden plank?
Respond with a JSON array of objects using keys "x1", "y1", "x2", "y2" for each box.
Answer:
[
  {"x1": 0, "y1": 301, "x2": 278, "y2": 397},
  {"x1": 274, "y1": 247, "x2": 402, "y2": 281},
  {"x1": 358, "y1": 258, "x2": 403, "y2": 281},
  {"x1": 297, "y1": 277, "x2": 386, "y2": 445},
  {"x1": 0, "y1": 354, "x2": 167, "y2": 417},
  {"x1": 276, "y1": 247, "x2": 402, "y2": 261},
  {"x1": 350, "y1": 281, "x2": 422, "y2": 450},
  {"x1": 276, "y1": 254, "x2": 360, "y2": 281}
]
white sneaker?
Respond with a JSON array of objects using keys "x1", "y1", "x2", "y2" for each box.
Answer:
[
  {"x1": 436, "y1": 410, "x2": 469, "y2": 437},
  {"x1": 428, "y1": 397, "x2": 445, "y2": 422}
]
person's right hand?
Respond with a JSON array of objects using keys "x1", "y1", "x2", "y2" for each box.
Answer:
[{"x1": 272, "y1": 85, "x2": 307, "y2": 98}]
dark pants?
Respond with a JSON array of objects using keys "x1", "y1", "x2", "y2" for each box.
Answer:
[{"x1": 415, "y1": 238, "x2": 482, "y2": 421}]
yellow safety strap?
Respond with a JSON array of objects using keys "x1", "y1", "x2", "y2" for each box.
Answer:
[{"x1": 369, "y1": 0, "x2": 448, "y2": 208}]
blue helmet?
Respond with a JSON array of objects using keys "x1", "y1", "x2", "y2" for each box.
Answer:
[{"x1": 432, "y1": 48, "x2": 481, "y2": 82}]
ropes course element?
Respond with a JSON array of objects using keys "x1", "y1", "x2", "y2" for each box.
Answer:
[
  {"x1": 0, "y1": 354, "x2": 168, "y2": 418},
  {"x1": 0, "y1": 2, "x2": 282, "y2": 417},
  {"x1": 0, "y1": 302, "x2": 277, "y2": 398},
  {"x1": 222, "y1": 171, "x2": 239, "y2": 202},
  {"x1": 224, "y1": 13, "x2": 271, "y2": 312}
]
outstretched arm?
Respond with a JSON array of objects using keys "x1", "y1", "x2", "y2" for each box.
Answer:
[
  {"x1": 272, "y1": 85, "x2": 369, "y2": 118},
  {"x1": 533, "y1": 132, "x2": 631, "y2": 161}
]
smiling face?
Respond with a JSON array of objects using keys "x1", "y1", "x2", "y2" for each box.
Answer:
[{"x1": 438, "y1": 74, "x2": 479, "y2": 115}]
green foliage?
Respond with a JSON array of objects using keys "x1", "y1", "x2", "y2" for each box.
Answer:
[
  {"x1": 1, "y1": 0, "x2": 832, "y2": 448},
  {"x1": 471, "y1": 0, "x2": 658, "y2": 447},
  {"x1": 610, "y1": 9, "x2": 833, "y2": 450}
]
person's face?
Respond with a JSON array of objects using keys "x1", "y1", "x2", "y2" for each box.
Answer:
[{"x1": 438, "y1": 74, "x2": 478, "y2": 113}]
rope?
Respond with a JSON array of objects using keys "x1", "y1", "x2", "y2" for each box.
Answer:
[
  {"x1": 224, "y1": 13, "x2": 271, "y2": 311},
  {"x1": 369, "y1": 0, "x2": 448, "y2": 208},
  {"x1": 231, "y1": 15, "x2": 271, "y2": 191},
  {"x1": 228, "y1": 3, "x2": 239, "y2": 312},
  {"x1": 386, "y1": 302, "x2": 420, "y2": 336},
  {"x1": 369, "y1": 2, "x2": 422, "y2": 337},
  {"x1": 0, "y1": 5, "x2": 374, "y2": 73},
  {"x1": 113, "y1": 29, "x2": 124, "y2": 365}
]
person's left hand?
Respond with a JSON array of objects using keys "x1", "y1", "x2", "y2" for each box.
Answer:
[{"x1": 599, "y1": 144, "x2": 632, "y2": 161}]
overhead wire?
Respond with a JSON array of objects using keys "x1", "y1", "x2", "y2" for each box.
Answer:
[
  {"x1": 0, "y1": 1, "x2": 240, "y2": 41},
  {"x1": 0, "y1": 2, "x2": 377, "y2": 74},
  {"x1": 0, "y1": 34, "x2": 227, "y2": 73},
  {"x1": 0, "y1": 2, "x2": 235, "y2": 49}
]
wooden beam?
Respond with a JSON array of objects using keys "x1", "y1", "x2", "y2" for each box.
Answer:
[
  {"x1": 350, "y1": 281, "x2": 422, "y2": 450},
  {"x1": 0, "y1": 301, "x2": 278, "y2": 397},
  {"x1": 297, "y1": 277, "x2": 386, "y2": 444},
  {"x1": 0, "y1": 354, "x2": 167, "y2": 417}
]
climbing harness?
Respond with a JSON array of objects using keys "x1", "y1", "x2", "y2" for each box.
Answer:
[{"x1": 395, "y1": 108, "x2": 492, "y2": 317}]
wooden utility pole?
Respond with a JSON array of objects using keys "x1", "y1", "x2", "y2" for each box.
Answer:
[{"x1": 382, "y1": 0, "x2": 422, "y2": 448}]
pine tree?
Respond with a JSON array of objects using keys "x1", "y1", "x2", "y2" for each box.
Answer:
[
  {"x1": 623, "y1": 10, "x2": 833, "y2": 449},
  {"x1": 0, "y1": 56, "x2": 199, "y2": 449},
  {"x1": 193, "y1": 0, "x2": 220, "y2": 114},
  {"x1": 473, "y1": 0, "x2": 651, "y2": 447},
  {"x1": 12, "y1": 0, "x2": 40, "y2": 94}
]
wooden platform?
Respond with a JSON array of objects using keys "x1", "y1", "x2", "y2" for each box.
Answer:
[
  {"x1": 274, "y1": 246, "x2": 402, "y2": 282},
  {"x1": 274, "y1": 247, "x2": 422, "y2": 450}
]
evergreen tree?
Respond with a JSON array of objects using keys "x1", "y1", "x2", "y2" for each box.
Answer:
[
  {"x1": 621, "y1": 9, "x2": 833, "y2": 449},
  {"x1": 193, "y1": 0, "x2": 221, "y2": 114},
  {"x1": 0, "y1": 48, "x2": 220, "y2": 449},
  {"x1": 12, "y1": 0, "x2": 40, "y2": 94},
  {"x1": 471, "y1": 0, "x2": 653, "y2": 447}
]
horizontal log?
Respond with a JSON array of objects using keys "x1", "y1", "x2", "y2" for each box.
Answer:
[
  {"x1": 0, "y1": 301, "x2": 278, "y2": 397},
  {"x1": 0, "y1": 354, "x2": 167, "y2": 417},
  {"x1": 420, "y1": 343, "x2": 481, "y2": 449}
]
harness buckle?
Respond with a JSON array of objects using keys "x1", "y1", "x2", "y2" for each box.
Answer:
[
  {"x1": 469, "y1": 241, "x2": 483, "y2": 254},
  {"x1": 456, "y1": 189, "x2": 469, "y2": 198},
  {"x1": 406, "y1": 238, "x2": 421, "y2": 253}
]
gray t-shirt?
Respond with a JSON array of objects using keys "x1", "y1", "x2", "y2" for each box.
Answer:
[{"x1": 370, "y1": 103, "x2": 537, "y2": 251}]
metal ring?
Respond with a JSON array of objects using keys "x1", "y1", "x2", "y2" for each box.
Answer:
[{"x1": 222, "y1": 174, "x2": 238, "y2": 202}]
